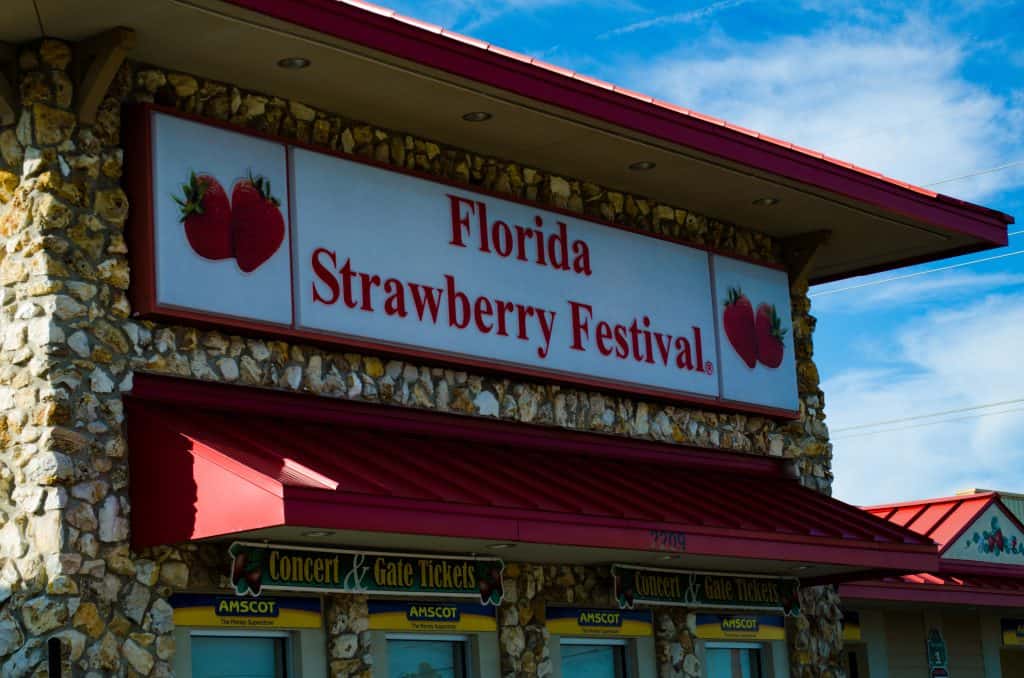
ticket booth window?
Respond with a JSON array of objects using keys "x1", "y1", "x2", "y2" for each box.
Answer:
[
  {"x1": 559, "y1": 638, "x2": 629, "y2": 678},
  {"x1": 386, "y1": 634, "x2": 469, "y2": 678},
  {"x1": 190, "y1": 632, "x2": 290, "y2": 678},
  {"x1": 704, "y1": 642, "x2": 763, "y2": 678}
]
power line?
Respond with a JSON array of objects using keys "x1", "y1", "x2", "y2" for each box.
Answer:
[
  {"x1": 831, "y1": 397, "x2": 1024, "y2": 433},
  {"x1": 811, "y1": 249, "x2": 1024, "y2": 297},
  {"x1": 923, "y1": 159, "x2": 1024, "y2": 188},
  {"x1": 833, "y1": 406, "x2": 1024, "y2": 441}
]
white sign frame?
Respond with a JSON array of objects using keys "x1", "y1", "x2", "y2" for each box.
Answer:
[{"x1": 127, "y1": 106, "x2": 799, "y2": 416}]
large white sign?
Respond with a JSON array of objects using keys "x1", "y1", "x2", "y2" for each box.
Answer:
[{"x1": 141, "y1": 109, "x2": 798, "y2": 413}]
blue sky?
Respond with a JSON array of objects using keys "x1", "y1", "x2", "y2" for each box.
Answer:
[{"x1": 385, "y1": 0, "x2": 1024, "y2": 504}]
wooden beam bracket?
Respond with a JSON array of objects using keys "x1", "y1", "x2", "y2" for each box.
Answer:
[
  {"x1": 781, "y1": 230, "x2": 832, "y2": 290},
  {"x1": 75, "y1": 27, "x2": 136, "y2": 126},
  {"x1": 0, "y1": 42, "x2": 16, "y2": 127}
]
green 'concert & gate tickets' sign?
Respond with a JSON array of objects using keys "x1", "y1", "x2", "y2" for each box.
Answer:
[
  {"x1": 229, "y1": 542, "x2": 505, "y2": 605},
  {"x1": 612, "y1": 565, "x2": 800, "y2": 615}
]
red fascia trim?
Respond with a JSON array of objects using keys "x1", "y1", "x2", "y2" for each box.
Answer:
[
  {"x1": 126, "y1": 373, "x2": 787, "y2": 475},
  {"x1": 938, "y1": 560, "x2": 1024, "y2": 579},
  {"x1": 839, "y1": 580, "x2": 1024, "y2": 607},
  {"x1": 225, "y1": 0, "x2": 1012, "y2": 249},
  {"x1": 281, "y1": 488, "x2": 938, "y2": 571}
]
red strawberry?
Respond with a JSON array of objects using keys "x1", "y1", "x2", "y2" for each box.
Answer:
[
  {"x1": 174, "y1": 172, "x2": 233, "y2": 260},
  {"x1": 723, "y1": 288, "x2": 757, "y2": 368},
  {"x1": 245, "y1": 566, "x2": 263, "y2": 594},
  {"x1": 231, "y1": 552, "x2": 248, "y2": 584},
  {"x1": 755, "y1": 302, "x2": 786, "y2": 368},
  {"x1": 231, "y1": 172, "x2": 285, "y2": 273}
]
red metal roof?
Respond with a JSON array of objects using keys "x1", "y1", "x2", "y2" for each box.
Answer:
[
  {"x1": 227, "y1": 0, "x2": 1013, "y2": 246},
  {"x1": 845, "y1": 493, "x2": 1024, "y2": 605},
  {"x1": 863, "y1": 492, "x2": 1000, "y2": 551},
  {"x1": 126, "y1": 375, "x2": 936, "y2": 575},
  {"x1": 841, "y1": 573, "x2": 1024, "y2": 607},
  {"x1": 863, "y1": 491, "x2": 1024, "y2": 571}
]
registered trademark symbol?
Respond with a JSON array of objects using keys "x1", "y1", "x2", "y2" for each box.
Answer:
[{"x1": 704, "y1": 361, "x2": 714, "y2": 375}]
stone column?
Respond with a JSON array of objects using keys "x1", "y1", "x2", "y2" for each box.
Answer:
[
  {"x1": 326, "y1": 594, "x2": 371, "y2": 677},
  {"x1": 0, "y1": 38, "x2": 176, "y2": 677},
  {"x1": 788, "y1": 585, "x2": 845, "y2": 678}
]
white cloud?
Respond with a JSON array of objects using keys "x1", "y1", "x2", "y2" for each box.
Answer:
[
  {"x1": 624, "y1": 16, "x2": 1024, "y2": 201},
  {"x1": 384, "y1": 0, "x2": 626, "y2": 33},
  {"x1": 599, "y1": 0, "x2": 757, "y2": 38},
  {"x1": 826, "y1": 291, "x2": 1024, "y2": 505},
  {"x1": 811, "y1": 268, "x2": 1024, "y2": 313}
]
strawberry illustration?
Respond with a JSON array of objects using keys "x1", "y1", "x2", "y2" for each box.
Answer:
[
  {"x1": 723, "y1": 288, "x2": 757, "y2": 368},
  {"x1": 231, "y1": 172, "x2": 285, "y2": 273},
  {"x1": 755, "y1": 302, "x2": 786, "y2": 368},
  {"x1": 173, "y1": 172, "x2": 233, "y2": 260}
]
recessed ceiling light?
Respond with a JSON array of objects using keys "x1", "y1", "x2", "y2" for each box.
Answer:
[
  {"x1": 301, "y1": 530, "x2": 334, "y2": 537},
  {"x1": 277, "y1": 57, "x2": 311, "y2": 70},
  {"x1": 752, "y1": 196, "x2": 780, "y2": 207},
  {"x1": 793, "y1": 565, "x2": 811, "y2": 572},
  {"x1": 461, "y1": 111, "x2": 493, "y2": 122},
  {"x1": 628, "y1": 160, "x2": 657, "y2": 171},
  {"x1": 486, "y1": 543, "x2": 515, "y2": 550}
]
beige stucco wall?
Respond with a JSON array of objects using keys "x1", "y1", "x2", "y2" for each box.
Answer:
[{"x1": 858, "y1": 607, "x2": 1011, "y2": 678}]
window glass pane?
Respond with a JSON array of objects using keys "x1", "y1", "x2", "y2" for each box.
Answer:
[
  {"x1": 191, "y1": 635, "x2": 285, "y2": 678},
  {"x1": 387, "y1": 639, "x2": 465, "y2": 678},
  {"x1": 560, "y1": 643, "x2": 624, "y2": 678},
  {"x1": 705, "y1": 647, "x2": 761, "y2": 678}
]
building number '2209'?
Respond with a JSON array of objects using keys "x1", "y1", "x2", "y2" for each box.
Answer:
[{"x1": 649, "y1": 530, "x2": 686, "y2": 552}]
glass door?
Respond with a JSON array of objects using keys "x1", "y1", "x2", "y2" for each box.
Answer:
[
  {"x1": 560, "y1": 638, "x2": 628, "y2": 678},
  {"x1": 190, "y1": 633, "x2": 289, "y2": 678},
  {"x1": 704, "y1": 642, "x2": 763, "y2": 678}
]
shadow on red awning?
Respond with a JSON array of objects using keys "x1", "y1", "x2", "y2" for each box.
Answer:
[{"x1": 126, "y1": 374, "x2": 937, "y2": 578}]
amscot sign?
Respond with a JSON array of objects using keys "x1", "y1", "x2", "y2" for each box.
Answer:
[
  {"x1": 130, "y1": 107, "x2": 799, "y2": 412},
  {"x1": 169, "y1": 593, "x2": 322, "y2": 629},
  {"x1": 545, "y1": 607, "x2": 653, "y2": 637},
  {"x1": 368, "y1": 601, "x2": 497, "y2": 632},
  {"x1": 229, "y1": 542, "x2": 505, "y2": 605}
]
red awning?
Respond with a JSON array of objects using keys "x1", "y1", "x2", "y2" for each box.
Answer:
[
  {"x1": 842, "y1": 573, "x2": 1024, "y2": 607},
  {"x1": 126, "y1": 375, "x2": 937, "y2": 576}
]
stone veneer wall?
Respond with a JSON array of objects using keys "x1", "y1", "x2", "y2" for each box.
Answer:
[{"x1": 0, "y1": 39, "x2": 841, "y2": 676}]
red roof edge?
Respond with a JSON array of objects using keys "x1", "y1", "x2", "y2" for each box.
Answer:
[
  {"x1": 223, "y1": 0, "x2": 1012, "y2": 250},
  {"x1": 840, "y1": 577, "x2": 1024, "y2": 607},
  {"x1": 861, "y1": 491, "x2": 998, "y2": 513},
  {"x1": 938, "y1": 560, "x2": 1024, "y2": 579}
]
